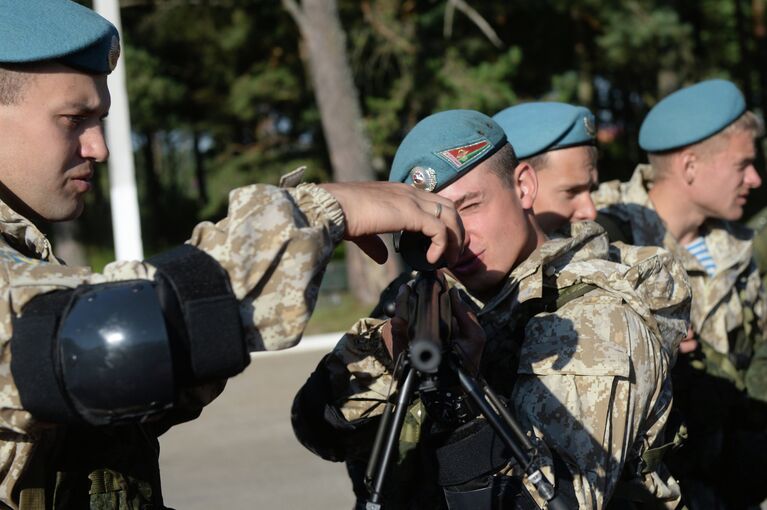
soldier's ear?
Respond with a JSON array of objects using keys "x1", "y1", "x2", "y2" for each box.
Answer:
[
  {"x1": 514, "y1": 161, "x2": 537, "y2": 209},
  {"x1": 680, "y1": 150, "x2": 697, "y2": 185}
]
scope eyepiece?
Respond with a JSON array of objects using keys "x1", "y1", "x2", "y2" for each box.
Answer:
[{"x1": 393, "y1": 231, "x2": 446, "y2": 271}]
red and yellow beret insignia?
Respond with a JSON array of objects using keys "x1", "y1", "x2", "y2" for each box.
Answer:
[{"x1": 436, "y1": 139, "x2": 492, "y2": 169}]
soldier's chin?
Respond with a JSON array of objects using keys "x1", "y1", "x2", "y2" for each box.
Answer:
[
  {"x1": 47, "y1": 201, "x2": 86, "y2": 222},
  {"x1": 725, "y1": 205, "x2": 745, "y2": 221}
]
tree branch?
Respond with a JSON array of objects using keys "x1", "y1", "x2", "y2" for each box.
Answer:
[
  {"x1": 362, "y1": 1, "x2": 416, "y2": 54},
  {"x1": 443, "y1": 0, "x2": 456, "y2": 39},
  {"x1": 281, "y1": 0, "x2": 308, "y2": 36},
  {"x1": 445, "y1": 0, "x2": 503, "y2": 48}
]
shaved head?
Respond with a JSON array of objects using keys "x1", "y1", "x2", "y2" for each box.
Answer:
[{"x1": 0, "y1": 65, "x2": 34, "y2": 105}]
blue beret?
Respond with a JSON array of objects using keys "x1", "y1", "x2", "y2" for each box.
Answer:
[
  {"x1": 389, "y1": 110, "x2": 507, "y2": 192},
  {"x1": 639, "y1": 79, "x2": 746, "y2": 152},
  {"x1": 0, "y1": 0, "x2": 120, "y2": 75},
  {"x1": 492, "y1": 102, "x2": 596, "y2": 159}
]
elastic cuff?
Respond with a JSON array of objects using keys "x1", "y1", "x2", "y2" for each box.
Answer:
[{"x1": 295, "y1": 183, "x2": 346, "y2": 243}]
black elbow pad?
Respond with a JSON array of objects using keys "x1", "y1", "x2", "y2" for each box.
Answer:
[
  {"x1": 11, "y1": 245, "x2": 248, "y2": 426},
  {"x1": 11, "y1": 280, "x2": 176, "y2": 425}
]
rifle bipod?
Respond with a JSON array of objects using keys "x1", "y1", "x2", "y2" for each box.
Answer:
[{"x1": 362, "y1": 352, "x2": 571, "y2": 510}]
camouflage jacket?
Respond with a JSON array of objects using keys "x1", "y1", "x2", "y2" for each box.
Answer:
[
  {"x1": 593, "y1": 164, "x2": 767, "y2": 401},
  {"x1": 0, "y1": 183, "x2": 345, "y2": 509},
  {"x1": 319, "y1": 221, "x2": 690, "y2": 509}
]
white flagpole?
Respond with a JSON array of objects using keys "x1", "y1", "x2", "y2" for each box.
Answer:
[{"x1": 93, "y1": 0, "x2": 144, "y2": 261}]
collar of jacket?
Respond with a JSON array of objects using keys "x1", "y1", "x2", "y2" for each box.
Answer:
[
  {"x1": 0, "y1": 199, "x2": 58, "y2": 263},
  {"x1": 442, "y1": 220, "x2": 609, "y2": 318}
]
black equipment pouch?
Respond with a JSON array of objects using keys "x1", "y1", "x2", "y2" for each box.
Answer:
[
  {"x1": 435, "y1": 418, "x2": 511, "y2": 487},
  {"x1": 595, "y1": 212, "x2": 634, "y2": 244},
  {"x1": 443, "y1": 476, "x2": 540, "y2": 510},
  {"x1": 148, "y1": 244, "x2": 248, "y2": 383},
  {"x1": 435, "y1": 418, "x2": 577, "y2": 509}
]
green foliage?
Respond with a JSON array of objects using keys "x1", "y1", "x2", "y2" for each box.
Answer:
[
  {"x1": 229, "y1": 65, "x2": 301, "y2": 120},
  {"x1": 201, "y1": 145, "x2": 329, "y2": 219},
  {"x1": 434, "y1": 47, "x2": 520, "y2": 112},
  {"x1": 125, "y1": 46, "x2": 187, "y2": 130},
  {"x1": 598, "y1": 5, "x2": 693, "y2": 67},
  {"x1": 347, "y1": 1, "x2": 525, "y2": 165},
  {"x1": 548, "y1": 71, "x2": 580, "y2": 103}
]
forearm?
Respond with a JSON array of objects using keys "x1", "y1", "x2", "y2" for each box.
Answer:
[{"x1": 187, "y1": 183, "x2": 345, "y2": 351}]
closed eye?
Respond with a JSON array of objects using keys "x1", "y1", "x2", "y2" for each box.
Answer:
[{"x1": 460, "y1": 202, "x2": 480, "y2": 213}]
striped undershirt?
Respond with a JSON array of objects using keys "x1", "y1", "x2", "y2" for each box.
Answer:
[{"x1": 685, "y1": 236, "x2": 717, "y2": 276}]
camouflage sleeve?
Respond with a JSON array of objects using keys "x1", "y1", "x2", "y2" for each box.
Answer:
[
  {"x1": 326, "y1": 318, "x2": 394, "y2": 423},
  {"x1": 511, "y1": 292, "x2": 677, "y2": 509},
  {"x1": 0, "y1": 183, "x2": 345, "y2": 433},
  {"x1": 184, "y1": 183, "x2": 345, "y2": 351},
  {"x1": 291, "y1": 318, "x2": 396, "y2": 463},
  {"x1": 745, "y1": 260, "x2": 767, "y2": 402}
]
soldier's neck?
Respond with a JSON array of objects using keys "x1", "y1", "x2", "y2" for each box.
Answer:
[{"x1": 648, "y1": 182, "x2": 706, "y2": 245}]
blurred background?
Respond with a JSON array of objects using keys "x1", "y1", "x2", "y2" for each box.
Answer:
[{"x1": 68, "y1": 0, "x2": 767, "y2": 325}]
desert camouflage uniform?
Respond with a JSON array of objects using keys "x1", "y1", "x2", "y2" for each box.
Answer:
[
  {"x1": 594, "y1": 164, "x2": 767, "y2": 507},
  {"x1": 0, "y1": 183, "x2": 345, "y2": 509},
  {"x1": 311, "y1": 221, "x2": 689, "y2": 509}
]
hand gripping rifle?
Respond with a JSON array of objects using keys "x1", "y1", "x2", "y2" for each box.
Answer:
[{"x1": 363, "y1": 233, "x2": 571, "y2": 510}]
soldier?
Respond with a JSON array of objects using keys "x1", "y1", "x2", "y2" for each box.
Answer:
[
  {"x1": 593, "y1": 79, "x2": 767, "y2": 508},
  {"x1": 368, "y1": 102, "x2": 601, "y2": 319},
  {"x1": 292, "y1": 109, "x2": 691, "y2": 509},
  {"x1": 0, "y1": 1, "x2": 465, "y2": 509},
  {"x1": 493, "y1": 102, "x2": 599, "y2": 234}
]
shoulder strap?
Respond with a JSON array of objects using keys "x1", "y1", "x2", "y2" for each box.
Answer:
[
  {"x1": 506, "y1": 283, "x2": 598, "y2": 351},
  {"x1": 528, "y1": 282, "x2": 599, "y2": 315},
  {"x1": 554, "y1": 282, "x2": 599, "y2": 310}
]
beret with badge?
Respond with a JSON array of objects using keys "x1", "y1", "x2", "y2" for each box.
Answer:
[
  {"x1": 639, "y1": 79, "x2": 746, "y2": 153},
  {"x1": 0, "y1": 0, "x2": 120, "y2": 74},
  {"x1": 389, "y1": 109, "x2": 508, "y2": 193},
  {"x1": 492, "y1": 102, "x2": 597, "y2": 160}
]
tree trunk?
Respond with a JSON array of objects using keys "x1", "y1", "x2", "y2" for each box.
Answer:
[
  {"x1": 283, "y1": 0, "x2": 401, "y2": 304},
  {"x1": 571, "y1": 7, "x2": 593, "y2": 107}
]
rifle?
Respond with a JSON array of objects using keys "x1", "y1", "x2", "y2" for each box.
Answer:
[{"x1": 363, "y1": 233, "x2": 571, "y2": 510}]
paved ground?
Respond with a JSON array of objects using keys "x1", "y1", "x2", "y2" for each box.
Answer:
[{"x1": 159, "y1": 335, "x2": 356, "y2": 509}]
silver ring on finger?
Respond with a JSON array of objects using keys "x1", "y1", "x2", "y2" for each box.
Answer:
[{"x1": 434, "y1": 202, "x2": 442, "y2": 219}]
